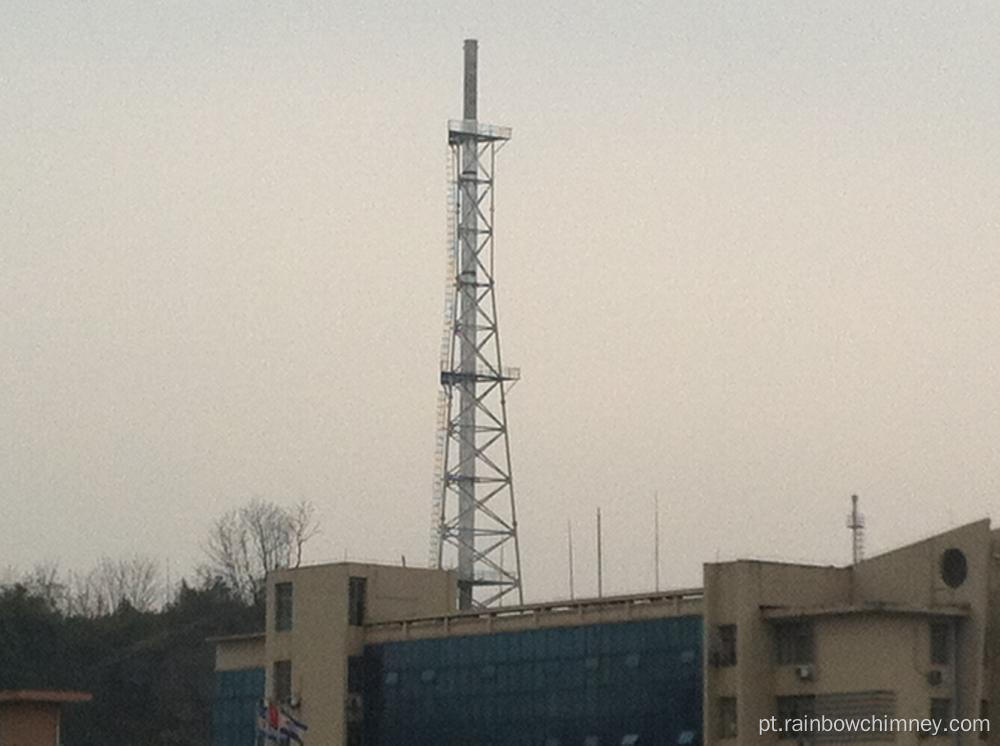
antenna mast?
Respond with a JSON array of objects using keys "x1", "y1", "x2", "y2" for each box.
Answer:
[
  {"x1": 431, "y1": 40, "x2": 523, "y2": 609},
  {"x1": 846, "y1": 494, "x2": 865, "y2": 565},
  {"x1": 597, "y1": 507, "x2": 603, "y2": 598},
  {"x1": 654, "y1": 492, "x2": 660, "y2": 591},
  {"x1": 567, "y1": 520, "x2": 575, "y2": 600}
]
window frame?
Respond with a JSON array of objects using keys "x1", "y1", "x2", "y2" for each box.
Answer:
[
  {"x1": 273, "y1": 659, "x2": 292, "y2": 703},
  {"x1": 930, "y1": 621, "x2": 950, "y2": 666},
  {"x1": 930, "y1": 697, "x2": 952, "y2": 723},
  {"x1": 274, "y1": 582, "x2": 293, "y2": 632},
  {"x1": 718, "y1": 696, "x2": 738, "y2": 739},
  {"x1": 775, "y1": 621, "x2": 815, "y2": 665},
  {"x1": 776, "y1": 695, "x2": 816, "y2": 740},
  {"x1": 347, "y1": 655, "x2": 364, "y2": 693},
  {"x1": 348, "y1": 576, "x2": 367, "y2": 626},
  {"x1": 716, "y1": 624, "x2": 737, "y2": 667}
]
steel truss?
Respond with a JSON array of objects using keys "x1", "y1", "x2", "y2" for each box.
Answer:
[{"x1": 431, "y1": 119, "x2": 523, "y2": 609}]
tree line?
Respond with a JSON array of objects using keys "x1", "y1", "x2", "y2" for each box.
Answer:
[{"x1": 0, "y1": 498, "x2": 319, "y2": 745}]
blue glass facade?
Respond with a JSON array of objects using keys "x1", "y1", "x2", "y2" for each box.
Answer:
[
  {"x1": 363, "y1": 616, "x2": 702, "y2": 746},
  {"x1": 214, "y1": 667, "x2": 265, "y2": 746}
]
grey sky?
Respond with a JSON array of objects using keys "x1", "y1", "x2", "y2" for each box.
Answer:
[{"x1": 3, "y1": 2, "x2": 999, "y2": 602}]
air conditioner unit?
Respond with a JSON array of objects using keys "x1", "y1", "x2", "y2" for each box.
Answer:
[
  {"x1": 927, "y1": 670, "x2": 943, "y2": 686},
  {"x1": 796, "y1": 664, "x2": 816, "y2": 681}
]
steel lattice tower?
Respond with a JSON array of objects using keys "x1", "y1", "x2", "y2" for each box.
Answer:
[{"x1": 430, "y1": 40, "x2": 523, "y2": 609}]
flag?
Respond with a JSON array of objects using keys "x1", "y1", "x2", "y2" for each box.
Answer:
[
  {"x1": 255, "y1": 701, "x2": 279, "y2": 743},
  {"x1": 279, "y1": 706, "x2": 308, "y2": 744},
  {"x1": 254, "y1": 701, "x2": 282, "y2": 742}
]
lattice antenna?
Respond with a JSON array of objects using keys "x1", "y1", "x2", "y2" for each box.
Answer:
[
  {"x1": 431, "y1": 40, "x2": 523, "y2": 609},
  {"x1": 846, "y1": 493, "x2": 866, "y2": 565}
]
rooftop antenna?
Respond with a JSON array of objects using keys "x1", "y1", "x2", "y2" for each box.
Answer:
[
  {"x1": 654, "y1": 492, "x2": 661, "y2": 592},
  {"x1": 431, "y1": 40, "x2": 523, "y2": 609},
  {"x1": 597, "y1": 507, "x2": 604, "y2": 598},
  {"x1": 846, "y1": 494, "x2": 865, "y2": 565},
  {"x1": 567, "y1": 520, "x2": 575, "y2": 600}
]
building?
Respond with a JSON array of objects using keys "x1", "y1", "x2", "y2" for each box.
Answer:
[
  {"x1": 0, "y1": 690, "x2": 92, "y2": 746},
  {"x1": 213, "y1": 519, "x2": 1000, "y2": 745}
]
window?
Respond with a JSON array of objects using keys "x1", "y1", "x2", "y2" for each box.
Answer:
[
  {"x1": 347, "y1": 655, "x2": 364, "y2": 693},
  {"x1": 346, "y1": 721, "x2": 363, "y2": 746},
  {"x1": 275, "y1": 582, "x2": 293, "y2": 632},
  {"x1": 775, "y1": 622, "x2": 814, "y2": 665},
  {"x1": 348, "y1": 576, "x2": 367, "y2": 626},
  {"x1": 777, "y1": 695, "x2": 816, "y2": 739},
  {"x1": 930, "y1": 622, "x2": 950, "y2": 665},
  {"x1": 931, "y1": 698, "x2": 952, "y2": 722},
  {"x1": 715, "y1": 624, "x2": 737, "y2": 666},
  {"x1": 718, "y1": 696, "x2": 738, "y2": 739},
  {"x1": 273, "y1": 660, "x2": 292, "y2": 703},
  {"x1": 940, "y1": 548, "x2": 968, "y2": 588}
]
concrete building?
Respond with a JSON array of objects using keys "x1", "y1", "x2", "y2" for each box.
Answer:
[
  {"x1": 0, "y1": 690, "x2": 91, "y2": 746},
  {"x1": 213, "y1": 520, "x2": 1000, "y2": 746}
]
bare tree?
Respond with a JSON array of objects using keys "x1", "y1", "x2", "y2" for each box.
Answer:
[
  {"x1": 289, "y1": 499, "x2": 321, "y2": 568},
  {"x1": 99, "y1": 555, "x2": 160, "y2": 611},
  {"x1": 201, "y1": 499, "x2": 320, "y2": 604},
  {"x1": 65, "y1": 568, "x2": 107, "y2": 617},
  {"x1": 21, "y1": 561, "x2": 67, "y2": 610},
  {"x1": 62, "y1": 555, "x2": 161, "y2": 615},
  {"x1": 0, "y1": 565, "x2": 18, "y2": 588}
]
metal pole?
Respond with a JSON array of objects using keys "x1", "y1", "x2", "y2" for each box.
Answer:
[
  {"x1": 568, "y1": 520, "x2": 575, "y2": 600},
  {"x1": 654, "y1": 492, "x2": 660, "y2": 592},
  {"x1": 457, "y1": 39, "x2": 478, "y2": 608},
  {"x1": 597, "y1": 507, "x2": 603, "y2": 598},
  {"x1": 851, "y1": 494, "x2": 859, "y2": 566}
]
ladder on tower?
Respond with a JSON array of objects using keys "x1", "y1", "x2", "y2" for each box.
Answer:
[{"x1": 428, "y1": 154, "x2": 459, "y2": 568}]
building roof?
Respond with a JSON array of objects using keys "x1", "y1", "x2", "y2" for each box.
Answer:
[
  {"x1": 367, "y1": 587, "x2": 705, "y2": 629},
  {"x1": 761, "y1": 602, "x2": 970, "y2": 621},
  {"x1": 0, "y1": 690, "x2": 92, "y2": 704},
  {"x1": 205, "y1": 631, "x2": 266, "y2": 644}
]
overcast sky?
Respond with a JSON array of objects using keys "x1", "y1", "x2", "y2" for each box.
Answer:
[{"x1": 3, "y1": 1, "x2": 999, "y2": 602}]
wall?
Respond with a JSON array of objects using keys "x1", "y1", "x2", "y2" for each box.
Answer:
[
  {"x1": 363, "y1": 616, "x2": 703, "y2": 746},
  {"x1": 704, "y1": 521, "x2": 995, "y2": 746},
  {"x1": 264, "y1": 562, "x2": 456, "y2": 746},
  {"x1": 854, "y1": 520, "x2": 991, "y2": 725},
  {"x1": 365, "y1": 590, "x2": 704, "y2": 644},
  {"x1": 0, "y1": 703, "x2": 60, "y2": 746},
  {"x1": 703, "y1": 561, "x2": 851, "y2": 746},
  {"x1": 215, "y1": 635, "x2": 265, "y2": 672}
]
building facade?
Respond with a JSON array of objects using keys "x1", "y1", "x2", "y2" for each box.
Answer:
[
  {"x1": 0, "y1": 690, "x2": 92, "y2": 746},
  {"x1": 214, "y1": 520, "x2": 1000, "y2": 746}
]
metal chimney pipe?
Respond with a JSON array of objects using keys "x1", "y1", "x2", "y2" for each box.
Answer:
[{"x1": 463, "y1": 39, "x2": 477, "y2": 120}]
